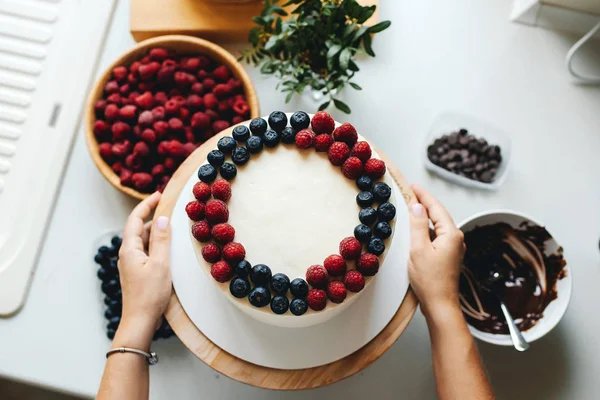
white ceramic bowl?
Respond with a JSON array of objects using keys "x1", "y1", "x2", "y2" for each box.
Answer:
[
  {"x1": 424, "y1": 112, "x2": 511, "y2": 190},
  {"x1": 457, "y1": 210, "x2": 572, "y2": 346}
]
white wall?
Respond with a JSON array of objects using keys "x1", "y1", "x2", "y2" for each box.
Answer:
[{"x1": 543, "y1": 0, "x2": 600, "y2": 15}]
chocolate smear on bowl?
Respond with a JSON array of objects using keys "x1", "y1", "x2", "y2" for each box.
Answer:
[{"x1": 459, "y1": 222, "x2": 567, "y2": 334}]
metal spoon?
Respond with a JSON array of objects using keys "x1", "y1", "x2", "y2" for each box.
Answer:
[{"x1": 484, "y1": 271, "x2": 530, "y2": 352}]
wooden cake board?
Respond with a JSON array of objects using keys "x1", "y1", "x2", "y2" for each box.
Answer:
[
  {"x1": 131, "y1": 0, "x2": 380, "y2": 43},
  {"x1": 155, "y1": 127, "x2": 418, "y2": 390}
]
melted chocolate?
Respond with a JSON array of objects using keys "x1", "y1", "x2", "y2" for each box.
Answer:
[{"x1": 459, "y1": 222, "x2": 567, "y2": 334}]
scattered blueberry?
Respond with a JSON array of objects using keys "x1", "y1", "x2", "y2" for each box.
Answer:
[
  {"x1": 290, "y1": 298, "x2": 308, "y2": 316},
  {"x1": 98, "y1": 246, "x2": 111, "y2": 258},
  {"x1": 217, "y1": 136, "x2": 236, "y2": 154},
  {"x1": 107, "y1": 328, "x2": 116, "y2": 339},
  {"x1": 97, "y1": 267, "x2": 108, "y2": 281},
  {"x1": 104, "y1": 308, "x2": 115, "y2": 320},
  {"x1": 246, "y1": 136, "x2": 263, "y2": 154},
  {"x1": 263, "y1": 129, "x2": 280, "y2": 147},
  {"x1": 374, "y1": 221, "x2": 392, "y2": 239},
  {"x1": 219, "y1": 162, "x2": 237, "y2": 180},
  {"x1": 232, "y1": 125, "x2": 250, "y2": 142},
  {"x1": 268, "y1": 111, "x2": 287, "y2": 132},
  {"x1": 249, "y1": 117, "x2": 268, "y2": 136},
  {"x1": 377, "y1": 202, "x2": 396, "y2": 222},
  {"x1": 94, "y1": 253, "x2": 108, "y2": 266},
  {"x1": 102, "y1": 279, "x2": 120, "y2": 295},
  {"x1": 250, "y1": 264, "x2": 272, "y2": 286},
  {"x1": 198, "y1": 164, "x2": 217, "y2": 183},
  {"x1": 110, "y1": 236, "x2": 122, "y2": 249},
  {"x1": 290, "y1": 278, "x2": 309, "y2": 298},
  {"x1": 270, "y1": 273, "x2": 290, "y2": 295},
  {"x1": 359, "y1": 207, "x2": 378, "y2": 225},
  {"x1": 248, "y1": 286, "x2": 271, "y2": 308},
  {"x1": 280, "y1": 126, "x2": 296, "y2": 144},
  {"x1": 270, "y1": 296, "x2": 290, "y2": 314},
  {"x1": 235, "y1": 260, "x2": 252, "y2": 277},
  {"x1": 368, "y1": 237, "x2": 385, "y2": 256},
  {"x1": 104, "y1": 296, "x2": 114, "y2": 306},
  {"x1": 354, "y1": 224, "x2": 372, "y2": 243},
  {"x1": 230, "y1": 277, "x2": 251, "y2": 298},
  {"x1": 107, "y1": 259, "x2": 119, "y2": 274},
  {"x1": 356, "y1": 191, "x2": 374, "y2": 207},
  {"x1": 290, "y1": 111, "x2": 310, "y2": 130},
  {"x1": 372, "y1": 182, "x2": 391, "y2": 202},
  {"x1": 108, "y1": 289, "x2": 122, "y2": 301},
  {"x1": 356, "y1": 175, "x2": 373, "y2": 191},
  {"x1": 207, "y1": 150, "x2": 225, "y2": 167},
  {"x1": 232, "y1": 147, "x2": 250, "y2": 165}
]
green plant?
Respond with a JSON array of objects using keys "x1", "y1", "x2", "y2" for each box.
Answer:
[{"x1": 240, "y1": 0, "x2": 391, "y2": 114}]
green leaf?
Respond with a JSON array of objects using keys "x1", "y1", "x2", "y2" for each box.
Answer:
[
  {"x1": 275, "y1": 17, "x2": 282, "y2": 33},
  {"x1": 333, "y1": 99, "x2": 351, "y2": 114},
  {"x1": 339, "y1": 48, "x2": 351, "y2": 70},
  {"x1": 318, "y1": 101, "x2": 330, "y2": 111},
  {"x1": 357, "y1": 6, "x2": 375, "y2": 23},
  {"x1": 285, "y1": 91, "x2": 294, "y2": 103},
  {"x1": 348, "y1": 60, "x2": 360, "y2": 71},
  {"x1": 264, "y1": 35, "x2": 280, "y2": 51},
  {"x1": 271, "y1": 5, "x2": 288, "y2": 16},
  {"x1": 349, "y1": 82, "x2": 362, "y2": 90},
  {"x1": 352, "y1": 26, "x2": 369, "y2": 42},
  {"x1": 363, "y1": 33, "x2": 375, "y2": 57},
  {"x1": 252, "y1": 16, "x2": 266, "y2": 25},
  {"x1": 343, "y1": 23, "x2": 356, "y2": 39},
  {"x1": 327, "y1": 44, "x2": 342, "y2": 60},
  {"x1": 368, "y1": 20, "x2": 391, "y2": 33}
]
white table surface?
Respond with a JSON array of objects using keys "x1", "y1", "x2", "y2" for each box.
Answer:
[{"x1": 1, "y1": 0, "x2": 599, "y2": 399}]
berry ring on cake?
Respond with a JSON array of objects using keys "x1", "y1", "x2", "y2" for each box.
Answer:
[{"x1": 186, "y1": 111, "x2": 398, "y2": 327}]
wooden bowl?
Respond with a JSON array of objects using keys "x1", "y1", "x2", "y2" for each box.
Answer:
[{"x1": 84, "y1": 35, "x2": 260, "y2": 200}]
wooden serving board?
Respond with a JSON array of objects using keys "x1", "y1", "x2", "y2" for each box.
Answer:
[
  {"x1": 155, "y1": 126, "x2": 418, "y2": 390},
  {"x1": 131, "y1": 0, "x2": 379, "y2": 43}
]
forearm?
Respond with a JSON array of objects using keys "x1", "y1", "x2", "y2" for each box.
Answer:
[
  {"x1": 424, "y1": 302, "x2": 495, "y2": 400},
  {"x1": 97, "y1": 317, "x2": 155, "y2": 400}
]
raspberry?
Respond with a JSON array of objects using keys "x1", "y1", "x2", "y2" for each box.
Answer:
[
  {"x1": 307, "y1": 289, "x2": 327, "y2": 311},
  {"x1": 104, "y1": 80, "x2": 119, "y2": 94},
  {"x1": 94, "y1": 100, "x2": 107, "y2": 117},
  {"x1": 93, "y1": 120, "x2": 109, "y2": 136},
  {"x1": 203, "y1": 78, "x2": 216, "y2": 91},
  {"x1": 112, "y1": 161, "x2": 123, "y2": 174},
  {"x1": 217, "y1": 100, "x2": 231, "y2": 114},
  {"x1": 327, "y1": 142, "x2": 350, "y2": 166},
  {"x1": 211, "y1": 223, "x2": 235, "y2": 243},
  {"x1": 213, "y1": 120, "x2": 230, "y2": 133},
  {"x1": 153, "y1": 121, "x2": 169, "y2": 137},
  {"x1": 205, "y1": 199, "x2": 229, "y2": 224},
  {"x1": 125, "y1": 154, "x2": 143, "y2": 170},
  {"x1": 119, "y1": 84, "x2": 130, "y2": 96},
  {"x1": 111, "y1": 122, "x2": 130, "y2": 141},
  {"x1": 232, "y1": 100, "x2": 249, "y2": 116},
  {"x1": 119, "y1": 105, "x2": 137, "y2": 120},
  {"x1": 210, "y1": 260, "x2": 233, "y2": 283},
  {"x1": 193, "y1": 181, "x2": 211, "y2": 201},
  {"x1": 99, "y1": 142, "x2": 112, "y2": 160},
  {"x1": 135, "y1": 91, "x2": 154, "y2": 109},
  {"x1": 165, "y1": 99, "x2": 180, "y2": 115},
  {"x1": 185, "y1": 201, "x2": 205, "y2": 221},
  {"x1": 165, "y1": 140, "x2": 185, "y2": 157},
  {"x1": 364, "y1": 158, "x2": 387, "y2": 179},
  {"x1": 127, "y1": 73, "x2": 137, "y2": 85},
  {"x1": 138, "y1": 61, "x2": 160, "y2": 80},
  {"x1": 339, "y1": 237, "x2": 362, "y2": 260},
  {"x1": 327, "y1": 281, "x2": 347, "y2": 303},
  {"x1": 212, "y1": 65, "x2": 231, "y2": 81},
  {"x1": 311, "y1": 111, "x2": 335, "y2": 134},
  {"x1": 133, "y1": 141, "x2": 150, "y2": 157},
  {"x1": 191, "y1": 220, "x2": 211, "y2": 242},
  {"x1": 306, "y1": 265, "x2": 329, "y2": 288},
  {"x1": 151, "y1": 164, "x2": 165, "y2": 177},
  {"x1": 222, "y1": 242, "x2": 245, "y2": 263},
  {"x1": 183, "y1": 142, "x2": 197, "y2": 157},
  {"x1": 163, "y1": 157, "x2": 176, "y2": 171},
  {"x1": 187, "y1": 94, "x2": 204, "y2": 109},
  {"x1": 152, "y1": 106, "x2": 166, "y2": 121},
  {"x1": 106, "y1": 93, "x2": 122, "y2": 105},
  {"x1": 191, "y1": 112, "x2": 211, "y2": 129},
  {"x1": 332, "y1": 122, "x2": 358, "y2": 146},
  {"x1": 342, "y1": 157, "x2": 363, "y2": 179},
  {"x1": 130, "y1": 61, "x2": 141, "y2": 74},
  {"x1": 351, "y1": 141, "x2": 372, "y2": 161},
  {"x1": 202, "y1": 242, "x2": 221, "y2": 263},
  {"x1": 214, "y1": 83, "x2": 232, "y2": 99},
  {"x1": 149, "y1": 48, "x2": 169, "y2": 61},
  {"x1": 197, "y1": 55, "x2": 212, "y2": 69},
  {"x1": 315, "y1": 134, "x2": 334, "y2": 152},
  {"x1": 138, "y1": 110, "x2": 154, "y2": 126},
  {"x1": 232, "y1": 116, "x2": 244, "y2": 125},
  {"x1": 168, "y1": 118, "x2": 184, "y2": 133},
  {"x1": 203, "y1": 93, "x2": 218, "y2": 109},
  {"x1": 211, "y1": 179, "x2": 231, "y2": 201},
  {"x1": 112, "y1": 66, "x2": 127, "y2": 82},
  {"x1": 205, "y1": 109, "x2": 219, "y2": 121},
  {"x1": 154, "y1": 91, "x2": 168, "y2": 104},
  {"x1": 104, "y1": 104, "x2": 119, "y2": 121},
  {"x1": 131, "y1": 172, "x2": 153, "y2": 190},
  {"x1": 175, "y1": 71, "x2": 196, "y2": 87},
  {"x1": 323, "y1": 254, "x2": 347, "y2": 277},
  {"x1": 181, "y1": 57, "x2": 201, "y2": 72},
  {"x1": 120, "y1": 168, "x2": 133, "y2": 186},
  {"x1": 344, "y1": 270, "x2": 365, "y2": 292},
  {"x1": 111, "y1": 141, "x2": 132, "y2": 158},
  {"x1": 179, "y1": 107, "x2": 191, "y2": 121},
  {"x1": 295, "y1": 129, "x2": 315, "y2": 149},
  {"x1": 357, "y1": 253, "x2": 380, "y2": 276}
]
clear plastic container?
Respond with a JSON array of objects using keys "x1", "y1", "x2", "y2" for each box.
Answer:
[{"x1": 423, "y1": 112, "x2": 511, "y2": 191}]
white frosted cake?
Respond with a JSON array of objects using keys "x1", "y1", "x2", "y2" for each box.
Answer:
[{"x1": 185, "y1": 111, "x2": 397, "y2": 328}]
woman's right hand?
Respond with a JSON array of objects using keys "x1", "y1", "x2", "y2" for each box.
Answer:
[{"x1": 408, "y1": 185, "x2": 465, "y2": 318}]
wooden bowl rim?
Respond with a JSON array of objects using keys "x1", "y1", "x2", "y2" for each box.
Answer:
[{"x1": 84, "y1": 34, "x2": 260, "y2": 201}]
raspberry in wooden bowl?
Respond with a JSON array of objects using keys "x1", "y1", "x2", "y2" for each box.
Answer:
[{"x1": 84, "y1": 35, "x2": 259, "y2": 200}]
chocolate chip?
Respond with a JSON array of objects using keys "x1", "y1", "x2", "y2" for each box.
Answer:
[
  {"x1": 488, "y1": 159, "x2": 499, "y2": 168},
  {"x1": 435, "y1": 146, "x2": 445, "y2": 156},
  {"x1": 475, "y1": 163, "x2": 485, "y2": 173},
  {"x1": 459, "y1": 136, "x2": 469, "y2": 146},
  {"x1": 447, "y1": 161, "x2": 459, "y2": 170},
  {"x1": 480, "y1": 170, "x2": 493, "y2": 183},
  {"x1": 427, "y1": 145, "x2": 436, "y2": 155},
  {"x1": 448, "y1": 133, "x2": 459, "y2": 147},
  {"x1": 459, "y1": 128, "x2": 468, "y2": 135},
  {"x1": 440, "y1": 135, "x2": 449, "y2": 143}
]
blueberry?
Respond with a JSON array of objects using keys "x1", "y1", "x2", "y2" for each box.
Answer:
[
  {"x1": 249, "y1": 117, "x2": 268, "y2": 137},
  {"x1": 246, "y1": 135, "x2": 263, "y2": 154},
  {"x1": 198, "y1": 164, "x2": 217, "y2": 182},
  {"x1": 108, "y1": 316, "x2": 121, "y2": 330},
  {"x1": 98, "y1": 246, "x2": 111, "y2": 257},
  {"x1": 359, "y1": 207, "x2": 378, "y2": 225},
  {"x1": 368, "y1": 237, "x2": 385, "y2": 256},
  {"x1": 262, "y1": 129, "x2": 279, "y2": 147},
  {"x1": 110, "y1": 236, "x2": 122, "y2": 249},
  {"x1": 107, "y1": 259, "x2": 119, "y2": 275},
  {"x1": 356, "y1": 191, "x2": 374, "y2": 207},
  {"x1": 268, "y1": 111, "x2": 287, "y2": 132},
  {"x1": 235, "y1": 260, "x2": 252, "y2": 277},
  {"x1": 107, "y1": 328, "x2": 116, "y2": 340},
  {"x1": 104, "y1": 308, "x2": 115, "y2": 320},
  {"x1": 372, "y1": 182, "x2": 391, "y2": 202},
  {"x1": 270, "y1": 273, "x2": 290, "y2": 295},
  {"x1": 108, "y1": 245, "x2": 119, "y2": 257},
  {"x1": 94, "y1": 253, "x2": 107, "y2": 266},
  {"x1": 101, "y1": 279, "x2": 120, "y2": 295},
  {"x1": 250, "y1": 264, "x2": 272, "y2": 286},
  {"x1": 97, "y1": 267, "x2": 109, "y2": 281},
  {"x1": 290, "y1": 278, "x2": 309, "y2": 298},
  {"x1": 217, "y1": 136, "x2": 236, "y2": 154},
  {"x1": 108, "y1": 299, "x2": 122, "y2": 313},
  {"x1": 219, "y1": 162, "x2": 237, "y2": 180},
  {"x1": 354, "y1": 224, "x2": 372, "y2": 243},
  {"x1": 290, "y1": 298, "x2": 308, "y2": 316},
  {"x1": 207, "y1": 150, "x2": 225, "y2": 167},
  {"x1": 104, "y1": 296, "x2": 113, "y2": 306},
  {"x1": 109, "y1": 289, "x2": 122, "y2": 301},
  {"x1": 270, "y1": 296, "x2": 290, "y2": 314},
  {"x1": 248, "y1": 286, "x2": 271, "y2": 308},
  {"x1": 231, "y1": 147, "x2": 250, "y2": 165},
  {"x1": 374, "y1": 221, "x2": 392, "y2": 239},
  {"x1": 280, "y1": 126, "x2": 296, "y2": 144},
  {"x1": 356, "y1": 175, "x2": 373, "y2": 191},
  {"x1": 232, "y1": 125, "x2": 250, "y2": 142},
  {"x1": 230, "y1": 277, "x2": 251, "y2": 298},
  {"x1": 377, "y1": 202, "x2": 396, "y2": 222},
  {"x1": 290, "y1": 111, "x2": 310, "y2": 130}
]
